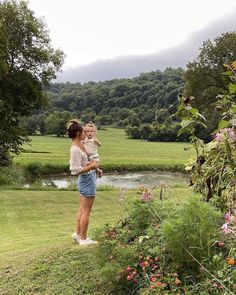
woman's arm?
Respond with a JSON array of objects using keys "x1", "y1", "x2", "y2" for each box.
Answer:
[
  {"x1": 79, "y1": 161, "x2": 99, "y2": 173},
  {"x1": 70, "y1": 148, "x2": 84, "y2": 175}
]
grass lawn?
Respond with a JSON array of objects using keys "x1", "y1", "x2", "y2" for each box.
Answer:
[
  {"x1": 0, "y1": 187, "x2": 193, "y2": 294},
  {"x1": 0, "y1": 189, "x2": 123, "y2": 257},
  {"x1": 0, "y1": 187, "x2": 191, "y2": 257},
  {"x1": 0, "y1": 246, "x2": 116, "y2": 295},
  {"x1": 14, "y1": 128, "x2": 194, "y2": 172}
]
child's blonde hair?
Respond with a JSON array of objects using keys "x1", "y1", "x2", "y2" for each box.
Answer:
[{"x1": 85, "y1": 121, "x2": 97, "y2": 134}]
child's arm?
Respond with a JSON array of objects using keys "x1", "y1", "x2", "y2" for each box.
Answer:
[{"x1": 94, "y1": 138, "x2": 101, "y2": 147}]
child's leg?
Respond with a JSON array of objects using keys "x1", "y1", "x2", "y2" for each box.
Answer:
[
  {"x1": 96, "y1": 168, "x2": 103, "y2": 177},
  {"x1": 91, "y1": 157, "x2": 103, "y2": 177}
]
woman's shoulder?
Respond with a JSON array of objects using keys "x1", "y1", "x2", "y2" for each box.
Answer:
[{"x1": 71, "y1": 145, "x2": 82, "y2": 152}]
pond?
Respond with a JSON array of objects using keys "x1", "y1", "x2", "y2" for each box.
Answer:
[{"x1": 39, "y1": 171, "x2": 189, "y2": 189}]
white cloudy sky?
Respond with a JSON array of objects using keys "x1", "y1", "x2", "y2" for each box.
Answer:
[{"x1": 28, "y1": 0, "x2": 236, "y2": 68}]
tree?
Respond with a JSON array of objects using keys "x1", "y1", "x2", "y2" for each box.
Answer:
[
  {"x1": 0, "y1": 0, "x2": 64, "y2": 164},
  {"x1": 129, "y1": 116, "x2": 141, "y2": 127},
  {"x1": 184, "y1": 32, "x2": 236, "y2": 131},
  {"x1": 125, "y1": 126, "x2": 141, "y2": 139},
  {"x1": 20, "y1": 115, "x2": 38, "y2": 135},
  {"x1": 140, "y1": 124, "x2": 153, "y2": 139},
  {"x1": 38, "y1": 114, "x2": 47, "y2": 135},
  {"x1": 45, "y1": 111, "x2": 74, "y2": 137}
]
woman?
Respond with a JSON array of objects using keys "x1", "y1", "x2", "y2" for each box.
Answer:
[{"x1": 67, "y1": 119, "x2": 99, "y2": 246}]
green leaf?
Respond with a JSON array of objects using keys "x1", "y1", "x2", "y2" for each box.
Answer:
[
  {"x1": 230, "y1": 105, "x2": 236, "y2": 113},
  {"x1": 181, "y1": 120, "x2": 194, "y2": 128},
  {"x1": 185, "y1": 106, "x2": 192, "y2": 111},
  {"x1": 230, "y1": 119, "x2": 236, "y2": 126},
  {"x1": 218, "y1": 119, "x2": 229, "y2": 129},
  {"x1": 217, "y1": 270, "x2": 223, "y2": 278},
  {"x1": 190, "y1": 108, "x2": 198, "y2": 115},
  {"x1": 213, "y1": 254, "x2": 220, "y2": 261},
  {"x1": 198, "y1": 122, "x2": 207, "y2": 129},
  {"x1": 229, "y1": 83, "x2": 236, "y2": 94},
  {"x1": 177, "y1": 105, "x2": 184, "y2": 111},
  {"x1": 177, "y1": 128, "x2": 189, "y2": 137},
  {"x1": 221, "y1": 71, "x2": 233, "y2": 76},
  {"x1": 197, "y1": 113, "x2": 206, "y2": 121}
]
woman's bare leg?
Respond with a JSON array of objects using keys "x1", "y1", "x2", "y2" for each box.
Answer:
[
  {"x1": 80, "y1": 196, "x2": 95, "y2": 240},
  {"x1": 75, "y1": 196, "x2": 83, "y2": 235},
  {"x1": 76, "y1": 198, "x2": 81, "y2": 236},
  {"x1": 76, "y1": 212, "x2": 82, "y2": 235}
]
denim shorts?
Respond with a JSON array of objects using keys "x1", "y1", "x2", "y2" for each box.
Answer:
[{"x1": 77, "y1": 170, "x2": 96, "y2": 197}]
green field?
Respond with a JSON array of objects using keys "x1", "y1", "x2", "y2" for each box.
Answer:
[
  {"x1": 14, "y1": 128, "x2": 193, "y2": 172},
  {"x1": 0, "y1": 189, "x2": 123, "y2": 256}
]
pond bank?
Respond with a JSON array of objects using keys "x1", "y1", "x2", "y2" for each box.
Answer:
[
  {"x1": 28, "y1": 171, "x2": 189, "y2": 190},
  {"x1": 23, "y1": 162, "x2": 187, "y2": 179}
]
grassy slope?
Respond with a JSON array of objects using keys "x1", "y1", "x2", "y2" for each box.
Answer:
[
  {"x1": 14, "y1": 128, "x2": 193, "y2": 172},
  {"x1": 0, "y1": 246, "x2": 113, "y2": 295},
  {"x1": 0, "y1": 187, "x2": 192, "y2": 295}
]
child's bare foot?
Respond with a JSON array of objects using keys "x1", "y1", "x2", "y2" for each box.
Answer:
[{"x1": 97, "y1": 168, "x2": 103, "y2": 178}]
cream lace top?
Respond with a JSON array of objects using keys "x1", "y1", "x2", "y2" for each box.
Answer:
[{"x1": 69, "y1": 145, "x2": 91, "y2": 175}]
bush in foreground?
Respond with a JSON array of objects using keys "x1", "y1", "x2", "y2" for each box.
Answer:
[{"x1": 95, "y1": 189, "x2": 236, "y2": 294}]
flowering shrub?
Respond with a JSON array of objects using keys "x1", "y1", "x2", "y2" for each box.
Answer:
[
  {"x1": 172, "y1": 61, "x2": 236, "y2": 294},
  {"x1": 221, "y1": 210, "x2": 236, "y2": 235},
  {"x1": 121, "y1": 255, "x2": 184, "y2": 294},
  {"x1": 95, "y1": 192, "x2": 236, "y2": 294},
  {"x1": 95, "y1": 62, "x2": 236, "y2": 294},
  {"x1": 161, "y1": 196, "x2": 221, "y2": 271},
  {"x1": 138, "y1": 185, "x2": 155, "y2": 202},
  {"x1": 177, "y1": 61, "x2": 236, "y2": 211}
]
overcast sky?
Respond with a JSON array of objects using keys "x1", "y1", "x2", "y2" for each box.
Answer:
[{"x1": 28, "y1": 0, "x2": 236, "y2": 82}]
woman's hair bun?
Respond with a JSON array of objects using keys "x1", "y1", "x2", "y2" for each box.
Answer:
[{"x1": 66, "y1": 119, "x2": 83, "y2": 139}]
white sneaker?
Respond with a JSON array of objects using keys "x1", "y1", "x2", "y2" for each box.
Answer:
[
  {"x1": 71, "y1": 232, "x2": 80, "y2": 243},
  {"x1": 79, "y1": 238, "x2": 98, "y2": 246}
]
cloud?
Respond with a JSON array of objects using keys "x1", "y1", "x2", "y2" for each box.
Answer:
[{"x1": 55, "y1": 8, "x2": 236, "y2": 83}]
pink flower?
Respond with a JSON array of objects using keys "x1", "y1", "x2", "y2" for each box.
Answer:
[
  {"x1": 218, "y1": 242, "x2": 225, "y2": 247},
  {"x1": 219, "y1": 285, "x2": 224, "y2": 289},
  {"x1": 225, "y1": 211, "x2": 231, "y2": 221},
  {"x1": 221, "y1": 222, "x2": 234, "y2": 234},
  {"x1": 141, "y1": 191, "x2": 154, "y2": 202},
  {"x1": 139, "y1": 261, "x2": 146, "y2": 268},
  {"x1": 139, "y1": 261, "x2": 149, "y2": 268},
  {"x1": 214, "y1": 128, "x2": 236, "y2": 143},
  {"x1": 127, "y1": 275, "x2": 133, "y2": 281}
]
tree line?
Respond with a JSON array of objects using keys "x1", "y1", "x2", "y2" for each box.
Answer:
[{"x1": 23, "y1": 68, "x2": 186, "y2": 141}]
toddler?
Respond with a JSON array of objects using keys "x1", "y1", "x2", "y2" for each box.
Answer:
[{"x1": 83, "y1": 121, "x2": 103, "y2": 177}]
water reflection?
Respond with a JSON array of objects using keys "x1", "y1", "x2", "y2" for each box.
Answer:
[{"x1": 41, "y1": 171, "x2": 188, "y2": 189}]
